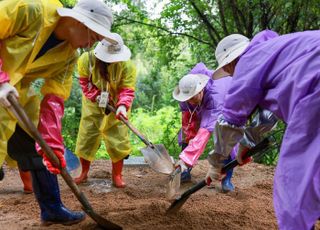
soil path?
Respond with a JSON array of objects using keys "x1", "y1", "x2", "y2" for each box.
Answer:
[{"x1": 0, "y1": 160, "x2": 319, "y2": 230}]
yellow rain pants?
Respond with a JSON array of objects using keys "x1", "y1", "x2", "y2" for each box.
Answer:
[
  {"x1": 75, "y1": 51, "x2": 137, "y2": 163},
  {"x1": 0, "y1": 0, "x2": 77, "y2": 167}
]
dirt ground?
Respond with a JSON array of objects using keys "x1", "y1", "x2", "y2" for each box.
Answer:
[{"x1": 0, "y1": 160, "x2": 319, "y2": 230}]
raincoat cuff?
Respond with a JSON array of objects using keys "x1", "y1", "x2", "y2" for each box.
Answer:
[
  {"x1": 0, "y1": 59, "x2": 9, "y2": 84},
  {"x1": 179, "y1": 128, "x2": 210, "y2": 166},
  {"x1": 116, "y1": 88, "x2": 135, "y2": 110},
  {"x1": 35, "y1": 94, "x2": 65, "y2": 154},
  {"x1": 79, "y1": 77, "x2": 101, "y2": 102}
]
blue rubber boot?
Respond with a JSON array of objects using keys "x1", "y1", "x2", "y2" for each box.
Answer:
[
  {"x1": 31, "y1": 169, "x2": 85, "y2": 226},
  {"x1": 221, "y1": 157, "x2": 235, "y2": 192},
  {"x1": 181, "y1": 167, "x2": 192, "y2": 183}
]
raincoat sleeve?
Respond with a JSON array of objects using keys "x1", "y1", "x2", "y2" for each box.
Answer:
[
  {"x1": 116, "y1": 61, "x2": 137, "y2": 110},
  {"x1": 36, "y1": 52, "x2": 77, "y2": 154},
  {"x1": 77, "y1": 53, "x2": 101, "y2": 102},
  {"x1": 179, "y1": 128, "x2": 211, "y2": 166},
  {"x1": 0, "y1": 1, "x2": 43, "y2": 82}
]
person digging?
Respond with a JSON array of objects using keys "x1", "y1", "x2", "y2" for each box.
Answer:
[{"x1": 73, "y1": 34, "x2": 136, "y2": 188}]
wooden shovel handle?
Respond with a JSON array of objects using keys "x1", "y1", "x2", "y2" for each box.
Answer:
[{"x1": 106, "y1": 104, "x2": 152, "y2": 146}]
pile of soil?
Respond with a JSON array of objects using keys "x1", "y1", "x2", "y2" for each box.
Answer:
[{"x1": 0, "y1": 160, "x2": 319, "y2": 230}]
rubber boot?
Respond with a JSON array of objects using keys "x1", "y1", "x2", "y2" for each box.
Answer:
[
  {"x1": 31, "y1": 169, "x2": 85, "y2": 226},
  {"x1": 112, "y1": 159, "x2": 125, "y2": 188},
  {"x1": 221, "y1": 156, "x2": 235, "y2": 192},
  {"x1": 181, "y1": 167, "x2": 192, "y2": 183},
  {"x1": 0, "y1": 167, "x2": 4, "y2": 181},
  {"x1": 19, "y1": 169, "x2": 33, "y2": 194},
  {"x1": 74, "y1": 158, "x2": 90, "y2": 185}
]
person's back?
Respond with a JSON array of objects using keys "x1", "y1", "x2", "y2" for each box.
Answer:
[{"x1": 224, "y1": 30, "x2": 320, "y2": 124}]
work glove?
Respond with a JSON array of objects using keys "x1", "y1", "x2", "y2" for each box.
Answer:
[
  {"x1": 39, "y1": 150, "x2": 66, "y2": 174},
  {"x1": 205, "y1": 165, "x2": 226, "y2": 188},
  {"x1": 116, "y1": 105, "x2": 127, "y2": 120},
  {"x1": 0, "y1": 82, "x2": 19, "y2": 107},
  {"x1": 236, "y1": 145, "x2": 252, "y2": 166},
  {"x1": 175, "y1": 159, "x2": 188, "y2": 172}
]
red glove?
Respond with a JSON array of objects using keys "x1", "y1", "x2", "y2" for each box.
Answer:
[
  {"x1": 39, "y1": 150, "x2": 66, "y2": 174},
  {"x1": 236, "y1": 146, "x2": 252, "y2": 166}
]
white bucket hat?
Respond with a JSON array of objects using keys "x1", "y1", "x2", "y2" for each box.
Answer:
[
  {"x1": 213, "y1": 34, "x2": 250, "y2": 78},
  {"x1": 57, "y1": 0, "x2": 117, "y2": 43},
  {"x1": 94, "y1": 33, "x2": 131, "y2": 63},
  {"x1": 172, "y1": 74, "x2": 209, "y2": 102}
]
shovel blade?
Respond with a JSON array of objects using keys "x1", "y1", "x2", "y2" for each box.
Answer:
[
  {"x1": 84, "y1": 208, "x2": 122, "y2": 230},
  {"x1": 166, "y1": 169, "x2": 181, "y2": 199},
  {"x1": 166, "y1": 195, "x2": 189, "y2": 215},
  {"x1": 140, "y1": 144, "x2": 174, "y2": 175}
]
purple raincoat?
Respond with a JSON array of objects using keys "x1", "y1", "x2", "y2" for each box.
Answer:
[
  {"x1": 222, "y1": 30, "x2": 320, "y2": 229},
  {"x1": 178, "y1": 63, "x2": 237, "y2": 165}
]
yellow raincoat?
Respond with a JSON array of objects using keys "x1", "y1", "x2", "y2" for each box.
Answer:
[
  {"x1": 0, "y1": 0, "x2": 77, "y2": 166},
  {"x1": 75, "y1": 51, "x2": 137, "y2": 162}
]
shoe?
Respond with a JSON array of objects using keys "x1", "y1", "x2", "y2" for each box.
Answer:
[{"x1": 181, "y1": 167, "x2": 192, "y2": 183}]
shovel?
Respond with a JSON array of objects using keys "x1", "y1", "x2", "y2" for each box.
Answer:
[
  {"x1": 166, "y1": 167, "x2": 181, "y2": 199},
  {"x1": 105, "y1": 104, "x2": 174, "y2": 175},
  {"x1": 166, "y1": 137, "x2": 273, "y2": 215},
  {"x1": 7, "y1": 94, "x2": 122, "y2": 230}
]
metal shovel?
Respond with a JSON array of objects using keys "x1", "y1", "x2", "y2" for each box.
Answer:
[
  {"x1": 7, "y1": 94, "x2": 122, "y2": 230},
  {"x1": 166, "y1": 167, "x2": 181, "y2": 199},
  {"x1": 166, "y1": 137, "x2": 273, "y2": 215},
  {"x1": 106, "y1": 104, "x2": 174, "y2": 175}
]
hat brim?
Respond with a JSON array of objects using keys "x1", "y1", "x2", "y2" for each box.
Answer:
[
  {"x1": 214, "y1": 41, "x2": 249, "y2": 74},
  {"x1": 94, "y1": 43, "x2": 131, "y2": 63},
  {"x1": 172, "y1": 74, "x2": 209, "y2": 102},
  {"x1": 57, "y1": 8, "x2": 117, "y2": 44}
]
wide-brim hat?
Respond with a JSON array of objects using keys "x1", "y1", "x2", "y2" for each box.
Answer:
[
  {"x1": 57, "y1": 0, "x2": 117, "y2": 44},
  {"x1": 173, "y1": 74, "x2": 209, "y2": 102},
  {"x1": 94, "y1": 33, "x2": 131, "y2": 63},
  {"x1": 213, "y1": 34, "x2": 250, "y2": 79}
]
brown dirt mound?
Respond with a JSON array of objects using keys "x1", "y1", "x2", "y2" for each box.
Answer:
[{"x1": 0, "y1": 160, "x2": 319, "y2": 230}]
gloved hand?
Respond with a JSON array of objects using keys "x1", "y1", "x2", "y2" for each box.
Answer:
[
  {"x1": 39, "y1": 150, "x2": 66, "y2": 174},
  {"x1": 96, "y1": 95, "x2": 101, "y2": 104},
  {"x1": 236, "y1": 145, "x2": 252, "y2": 166},
  {"x1": 175, "y1": 159, "x2": 188, "y2": 172},
  {"x1": 116, "y1": 105, "x2": 127, "y2": 120},
  {"x1": 205, "y1": 165, "x2": 225, "y2": 187},
  {"x1": 0, "y1": 82, "x2": 19, "y2": 107}
]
